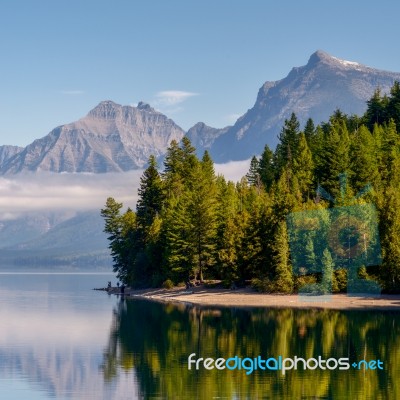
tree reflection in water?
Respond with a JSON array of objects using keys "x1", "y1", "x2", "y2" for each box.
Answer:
[{"x1": 102, "y1": 298, "x2": 400, "y2": 399}]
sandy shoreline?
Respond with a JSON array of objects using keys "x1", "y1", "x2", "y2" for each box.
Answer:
[{"x1": 106, "y1": 286, "x2": 400, "y2": 310}]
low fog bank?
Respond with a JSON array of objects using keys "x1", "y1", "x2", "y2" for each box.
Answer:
[{"x1": 0, "y1": 159, "x2": 251, "y2": 220}]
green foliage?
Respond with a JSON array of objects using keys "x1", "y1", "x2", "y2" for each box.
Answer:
[
  {"x1": 258, "y1": 144, "x2": 275, "y2": 190},
  {"x1": 161, "y1": 279, "x2": 174, "y2": 289},
  {"x1": 136, "y1": 155, "x2": 164, "y2": 230},
  {"x1": 101, "y1": 82, "x2": 400, "y2": 292},
  {"x1": 274, "y1": 112, "x2": 300, "y2": 176},
  {"x1": 315, "y1": 120, "x2": 350, "y2": 198},
  {"x1": 246, "y1": 156, "x2": 261, "y2": 190},
  {"x1": 270, "y1": 221, "x2": 293, "y2": 293},
  {"x1": 293, "y1": 132, "x2": 314, "y2": 199}
]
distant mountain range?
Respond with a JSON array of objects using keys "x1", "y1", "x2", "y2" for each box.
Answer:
[
  {"x1": 206, "y1": 50, "x2": 400, "y2": 161},
  {"x1": 0, "y1": 211, "x2": 111, "y2": 268},
  {"x1": 2, "y1": 50, "x2": 400, "y2": 173},
  {"x1": 2, "y1": 50, "x2": 400, "y2": 269},
  {"x1": 0, "y1": 101, "x2": 184, "y2": 174}
]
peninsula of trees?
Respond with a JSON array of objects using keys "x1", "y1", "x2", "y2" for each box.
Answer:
[{"x1": 101, "y1": 82, "x2": 400, "y2": 293}]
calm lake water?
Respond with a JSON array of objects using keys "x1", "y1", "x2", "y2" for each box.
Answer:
[{"x1": 0, "y1": 273, "x2": 399, "y2": 399}]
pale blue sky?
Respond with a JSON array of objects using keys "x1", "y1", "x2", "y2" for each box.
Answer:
[{"x1": 1, "y1": 0, "x2": 400, "y2": 146}]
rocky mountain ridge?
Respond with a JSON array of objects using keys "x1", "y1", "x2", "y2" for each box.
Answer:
[
  {"x1": 206, "y1": 50, "x2": 400, "y2": 161},
  {"x1": 0, "y1": 101, "x2": 184, "y2": 174},
  {"x1": 2, "y1": 50, "x2": 400, "y2": 171}
]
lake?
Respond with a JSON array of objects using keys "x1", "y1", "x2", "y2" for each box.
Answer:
[{"x1": 0, "y1": 273, "x2": 399, "y2": 399}]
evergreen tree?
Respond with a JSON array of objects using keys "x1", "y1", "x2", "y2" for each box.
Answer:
[
  {"x1": 380, "y1": 119, "x2": 400, "y2": 184},
  {"x1": 274, "y1": 113, "x2": 300, "y2": 176},
  {"x1": 349, "y1": 125, "x2": 379, "y2": 191},
  {"x1": 246, "y1": 156, "x2": 262, "y2": 191},
  {"x1": 165, "y1": 194, "x2": 195, "y2": 281},
  {"x1": 304, "y1": 233, "x2": 317, "y2": 272},
  {"x1": 320, "y1": 248, "x2": 334, "y2": 294},
  {"x1": 271, "y1": 167, "x2": 299, "y2": 221},
  {"x1": 270, "y1": 221, "x2": 293, "y2": 293},
  {"x1": 303, "y1": 118, "x2": 315, "y2": 144},
  {"x1": 101, "y1": 198, "x2": 137, "y2": 284},
  {"x1": 163, "y1": 140, "x2": 184, "y2": 198},
  {"x1": 293, "y1": 132, "x2": 314, "y2": 199},
  {"x1": 387, "y1": 81, "x2": 400, "y2": 132},
  {"x1": 165, "y1": 156, "x2": 217, "y2": 282},
  {"x1": 378, "y1": 185, "x2": 400, "y2": 291},
  {"x1": 136, "y1": 155, "x2": 164, "y2": 230},
  {"x1": 201, "y1": 150, "x2": 215, "y2": 181},
  {"x1": 315, "y1": 120, "x2": 350, "y2": 199},
  {"x1": 180, "y1": 136, "x2": 198, "y2": 185},
  {"x1": 238, "y1": 199, "x2": 261, "y2": 281},
  {"x1": 189, "y1": 161, "x2": 218, "y2": 281},
  {"x1": 364, "y1": 88, "x2": 388, "y2": 130},
  {"x1": 258, "y1": 144, "x2": 275, "y2": 190}
]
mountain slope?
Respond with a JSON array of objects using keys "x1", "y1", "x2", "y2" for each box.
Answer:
[
  {"x1": 0, "y1": 211, "x2": 111, "y2": 267},
  {"x1": 208, "y1": 50, "x2": 400, "y2": 161},
  {"x1": 186, "y1": 122, "x2": 230, "y2": 157},
  {"x1": 0, "y1": 145, "x2": 23, "y2": 165},
  {"x1": 0, "y1": 101, "x2": 185, "y2": 174}
]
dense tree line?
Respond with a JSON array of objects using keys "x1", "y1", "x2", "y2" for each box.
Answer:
[{"x1": 101, "y1": 82, "x2": 400, "y2": 293}]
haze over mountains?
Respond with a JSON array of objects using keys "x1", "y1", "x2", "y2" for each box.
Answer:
[{"x1": 1, "y1": 50, "x2": 400, "y2": 268}]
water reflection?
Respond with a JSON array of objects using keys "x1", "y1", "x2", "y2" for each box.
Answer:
[
  {"x1": 104, "y1": 298, "x2": 400, "y2": 399},
  {"x1": 0, "y1": 273, "x2": 139, "y2": 400},
  {"x1": 1, "y1": 274, "x2": 399, "y2": 399}
]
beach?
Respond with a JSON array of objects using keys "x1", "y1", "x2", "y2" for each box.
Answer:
[{"x1": 108, "y1": 286, "x2": 400, "y2": 310}]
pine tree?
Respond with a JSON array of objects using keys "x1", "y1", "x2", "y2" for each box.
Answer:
[
  {"x1": 119, "y1": 208, "x2": 140, "y2": 285},
  {"x1": 293, "y1": 132, "x2": 314, "y2": 199},
  {"x1": 189, "y1": 162, "x2": 218, "y2": 281},
  {"x1": 271, "y1": 167, "x2": 299, "y2": 221},
  {"x1": 378, "y1": 185, "x2": 400, "y2": 292},
  {"x1": 380, "y1": 119, "x2": 400, "y2": 184},
  {"x1": 364, "y1": 88, "x2": 388, "y2": 131},
  {"x1": 246, "y1": 156, "x2": 262, "y2": 191},
  {"x1": 215, "y1": 178, "x2": 241, "y2": 283},
  {"x1": 315, "y1": 119, "x2": 350, "y2": 198},
  {"x1": 101, "y1": 197, "x2": 124, "y2": 272},
  {"x1": 165, "y1": 193, "x2": 196, "y2": 281},
  {"x1": 165, "y1": 154, "x2": 217, "y2": 282},
  {"x1": 271, "y1": 221, "x2": 293, "y2": 293},
  {"x1": 303, "y1": 118, "x2": 316, "y2": 144},
  {"x1": 136, "y1": 155, "x2": 164, "y2": 231},
  {"x1": 349, "y1": 125, "x2": 379, "y2": 191},
  {"x1": 258, "y1": 144, "x2": 275, "y2": 190},
  {"x1": 180, "y1": 136, "x2": 198, "y2": 185},
  {"x1": 320, "y1": 248, "x2": 334, "y2": 294},
  {"x1": 201, "y1": 150, "x2": 215, "y2": 181},
  {"x1": 163, "y1": 140, "x2": 184, "y2": 198},
  {"x1": 274, "y1": 112, "x2": 300, "y2": 176},
  {"x1": 101, "y1": 198, "x2": 137, "y2": 284},
  {"x1": 387, "y1": 81, "x2": 400, "y2": 133}
]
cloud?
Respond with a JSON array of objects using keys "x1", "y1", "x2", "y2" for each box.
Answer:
[
  {"x1": 154, "y1": 90, "x2": 198, "y2": 106},
  {"x1": 0, "y1": 160, "x2": 250, "y2": 220},
  {"x1": 0, "y1": 171, "x2": 142, "y2": 219},
  {"x1": 214, "y1": 159, "x2": 251, "y2": 182},
  {"x1": 60, "y1": 90, "x2": 85, "y2": 95}
]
